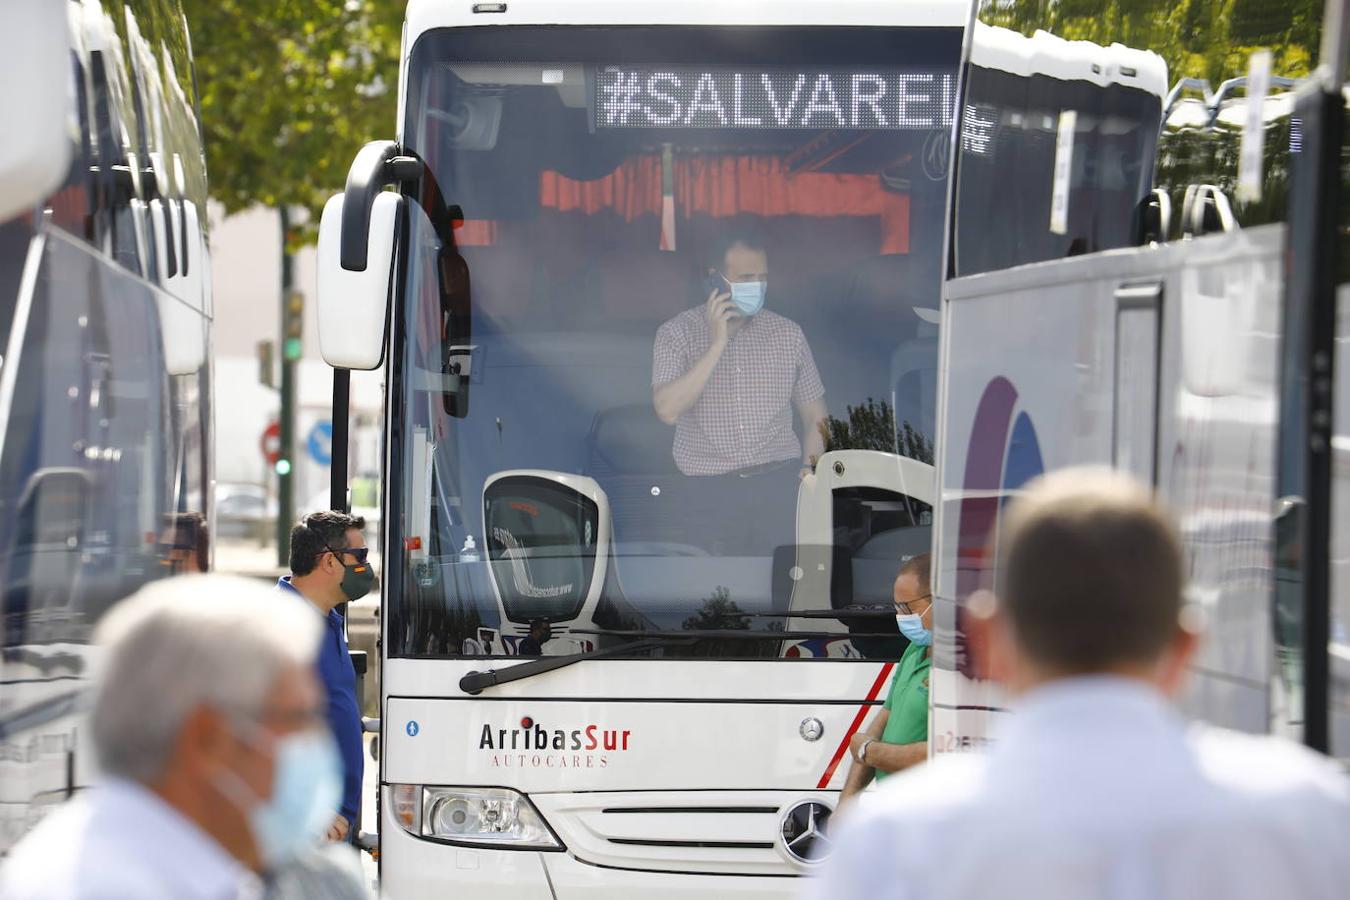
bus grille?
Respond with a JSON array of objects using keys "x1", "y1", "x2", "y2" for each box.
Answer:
[{"x1": 530, "y1": 791, "x2": 811, "y2": 876}]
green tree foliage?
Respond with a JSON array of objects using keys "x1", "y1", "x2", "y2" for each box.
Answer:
[
  {"x1": 981, "y1": 0, "x2": 1323, "y2": 85},
  {"x1": 682, "y1": 587, "x2": 750, "y2": 631},
  {"x1": 680, "y1": 588, "x2": 787, "y2": 658},
  {"x1": 182, "y1": 0, "x2": 402, "y2": 237},
  {"x1": 821, "y1": 397, "x2": 934, "y2": 465}
]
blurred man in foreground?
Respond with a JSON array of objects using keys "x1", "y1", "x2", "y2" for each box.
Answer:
[
  {"x1": 0, "y1": 576, "x2": 351, "y2": 899},
  {"x1": 814, "y1": 468, "x2": 1350, "y2": 900}
]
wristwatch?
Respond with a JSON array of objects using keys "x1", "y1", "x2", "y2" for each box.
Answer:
[{"x1": 857, "y1": 737, "x2": 876, "y2": 765}]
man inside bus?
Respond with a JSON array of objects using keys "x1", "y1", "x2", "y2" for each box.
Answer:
[
  {"x1": 518, "y1": 618, "x2": 551, "y2": 657},
  {"x1": 837, "y1": 553, "x2": 931, "y2": 810},
  {"x1": 814, "y1": 468, "x2": 1350, "y2": 899},
  {"x1": 279, "y1": 511, "x2": 374, "y2": 845},
  {"x1": 651, "y1": 227, "x2": 827, "y2": 553}
]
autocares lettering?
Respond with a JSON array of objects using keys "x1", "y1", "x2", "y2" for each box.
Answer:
[{"x1": 478, "y1": 719, "x2": 632, "y2": 770}]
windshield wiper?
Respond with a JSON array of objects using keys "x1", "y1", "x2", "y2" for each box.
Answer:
[
  {"x1": 568, "y1": 626, "x2": 899, "y2": 639},
  {"x1": 459, "y1": 637, "x2": 689, "y2": 694},
  {"x1": 745, "y1": 607, "x2": 896, "y2": 619},
  {"x1": 459, "y1": 623, "x2": 902, "y2": 694}
]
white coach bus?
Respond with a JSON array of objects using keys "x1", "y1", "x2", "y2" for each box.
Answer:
[
  {"x1": 316, "y1": 0, "x2": 964, "y2": 894},
  {"x1": 0, "y1": 0, "x2": 214, "y2": 850},
  {"x1": 929, "y1": 3, "x2": 1350, "y2": 762}
]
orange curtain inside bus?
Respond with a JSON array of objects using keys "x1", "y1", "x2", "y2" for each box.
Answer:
[{"x1": 455, "y1": 155, "x2": 910, "y2": 254}]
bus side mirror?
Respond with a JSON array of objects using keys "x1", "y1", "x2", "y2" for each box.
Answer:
[
  {"x1": 0, "y1": 2, "x2": 74, "y2": 222},
  {"x1": 316, "y1": 190, "x2": 400, "y2": 370}
]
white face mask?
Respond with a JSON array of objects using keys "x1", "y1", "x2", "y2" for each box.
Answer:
[
  {"x1": 214, "y1": 723, "x2": 342, "y2": 868},
  {"x1": 729, "y1": 280, "x2": 766, "y2": 316},
  {"x1": 896, "y1": 612, "x2": 932, "y2": 647}
]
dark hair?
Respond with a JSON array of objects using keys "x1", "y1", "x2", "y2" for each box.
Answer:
[
  {"x1": 898, "y1": 553, "x2": 931, "y2": 594},
  {"x1": 529, "y1": 617, "x2": 550, "y2": 633},
  {"x1": 164, "y1": 512, "x2": 209, "y2": 573},
  {"x1": 711, "y1": 224, "x2": 768, "y2": 271},
  {"x1": 289, "y1": 510, "x2": 366, "y2": 576},
  {"x1": 996, "y1": 468, "x2": 1184, "y2": 673}
]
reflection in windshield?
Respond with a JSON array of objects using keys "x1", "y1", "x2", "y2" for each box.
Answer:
[{"x1": 390, "y1": 28, "x2": 953, "y2": 662}]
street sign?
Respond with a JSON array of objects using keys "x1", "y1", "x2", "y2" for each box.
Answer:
[
  {"x1": 260, "y1": 421, "x2": 281, "y2": 465},
  {"x1": 307, "y1": 420, "x2": 334, "y2": 466}
]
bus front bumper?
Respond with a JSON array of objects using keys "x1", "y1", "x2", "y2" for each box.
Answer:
[{"x1": 380, "y1": 804, "x2": 810, "y2": 898}]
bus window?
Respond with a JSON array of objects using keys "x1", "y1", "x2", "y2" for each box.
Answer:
[
  {"x1": 89, "y1": 50, "x2": 141, "y2": 276},
  {"x1": 388, "y1": 26, "x2": 957, "y2": 661},
  {"x1": 47, "y1": 52, "x2": 97, "y2": 241},
  {"x1": 952, "y1": 26, "x2": 1165, "y2": 276},
  {"x1": 0, "y1": 232, "x2": 171, "y2": 650}
]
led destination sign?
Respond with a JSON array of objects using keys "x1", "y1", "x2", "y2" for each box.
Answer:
[{"x1": 596, "y1": 67, "x2": 956, "y2": 130}]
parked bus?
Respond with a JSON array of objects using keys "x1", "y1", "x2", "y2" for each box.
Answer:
[
  {"x1": 317, "y1": 0, "x2": 965, "y2": 892},
  {"x1": 0, "y1": 0, "x2": 213, "y2": 850},
  {"x1": 929, "y1": 3, "x2": 1349, "y2": 761}
]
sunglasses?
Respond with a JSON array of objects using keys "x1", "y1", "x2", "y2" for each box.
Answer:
[{"x1": 323, "y1": 544, "x2": 370, "y2": 565}]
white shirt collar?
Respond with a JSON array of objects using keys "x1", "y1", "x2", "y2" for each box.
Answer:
[
  {"x1": 100, "y1": 778, "x2": 263, "y2": 900},
  {"x1": 991, "y1": 675, "x2": 1186, "y2": 753}
]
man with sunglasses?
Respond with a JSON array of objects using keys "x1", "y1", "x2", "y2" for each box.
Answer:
[
  {"x1": 838, "y1": 553, "x2": 932, "y2": 810},
  {"x1": 280, "y1": 510, "x2": 375, "y2": 844}
]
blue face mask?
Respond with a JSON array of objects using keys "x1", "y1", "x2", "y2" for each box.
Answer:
[
  {"x1": 730, "y1": 280, "x2": 766, "y2": 316},
  {"x1": 217, "y1": 726, "x2": 343, "y2": 868},
  {"x1": 896, "y1": 613, "x2": 932, "y2": 647}
]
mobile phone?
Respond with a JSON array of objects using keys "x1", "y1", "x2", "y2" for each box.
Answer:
[{"x1": 704, "y1": 270, "x2": 731, "y2": 297}]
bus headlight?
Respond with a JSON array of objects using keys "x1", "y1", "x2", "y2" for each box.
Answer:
[{"x1": 395, "y1": 785, "x2": 563, "y2": 850}]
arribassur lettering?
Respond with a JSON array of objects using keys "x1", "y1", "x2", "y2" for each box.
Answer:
[{"x1": 478, "y1": 721, "x2": 632, "y2": 769}]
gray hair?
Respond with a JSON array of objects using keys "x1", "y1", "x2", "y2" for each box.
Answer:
[{"x1": 91, "y1": 574, "x2": 322, "y2": 783}]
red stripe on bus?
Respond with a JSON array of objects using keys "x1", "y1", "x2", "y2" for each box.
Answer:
[{"x1": 816, "y1": 662, "x2": 895, "y2": 790}]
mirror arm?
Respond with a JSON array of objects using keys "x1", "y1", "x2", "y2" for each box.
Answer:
[{"x1": 339, "y1": 141, "x2": 425, "y2": 272}]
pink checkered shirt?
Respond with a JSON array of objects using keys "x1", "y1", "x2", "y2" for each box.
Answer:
[{"x1": 652, "y1": 307, "x2": 826, "y2": 476}]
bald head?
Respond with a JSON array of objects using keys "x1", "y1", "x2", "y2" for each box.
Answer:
[{"x1": 995, "y1": 467, "x2": 1186, "y2": 675}]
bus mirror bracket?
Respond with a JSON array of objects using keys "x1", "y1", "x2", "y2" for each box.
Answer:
[
  {"x1": 339, "y1": 141, "x2": 422, "y2": 272},
  {"x1": 317, "y1": 142, "x2": 426, "y2": 370}
]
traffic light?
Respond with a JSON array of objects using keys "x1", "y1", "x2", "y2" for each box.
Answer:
[{"x1": 283, "y1": 290, "x2": 304, "y2": 361}]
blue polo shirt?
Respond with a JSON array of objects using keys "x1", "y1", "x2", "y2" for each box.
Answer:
[{"x1": 277, "y1": 577, "x2": 363, "y2": 831}]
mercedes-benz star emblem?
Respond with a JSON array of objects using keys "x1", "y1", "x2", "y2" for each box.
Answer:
[
  {"x1": 780, "y1": 801, "x2": 833, "y2": 864},
  {"x1": 799, "y1": 717, "x2": 824, "y2": 742}
]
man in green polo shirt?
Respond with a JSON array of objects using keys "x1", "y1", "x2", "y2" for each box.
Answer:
[{"x1": 838, "y1": 554, "x2": 932, "y2": 808}]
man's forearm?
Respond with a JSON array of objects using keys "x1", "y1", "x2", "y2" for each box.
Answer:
[
  {"x1": 839, "y1": 710, "x2": 888, "y2": 802},
  {"x1": 864, "y1": 739, "x2": 927, "y2": 774},
  {"x1": 803, "y1": 417, "x2": 826, "y2": 464},
  {"x1": 798, "y1": 399, "x2": 828, "y2": 466},
  {"x1": 653, "y1": 343, "x2": 725, "y2": 424},
  {"x1": 840, "y1": 756, "x2": 876, "y2": 800}
]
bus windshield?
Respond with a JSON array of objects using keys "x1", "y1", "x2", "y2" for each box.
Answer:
[{"x1": 390, "y1": 26, "x2": 959, "y2": 661}]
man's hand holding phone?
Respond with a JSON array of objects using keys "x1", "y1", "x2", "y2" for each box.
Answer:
[{"x1": 704, "y1": 271, "x2": 738, "y2": 348}]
